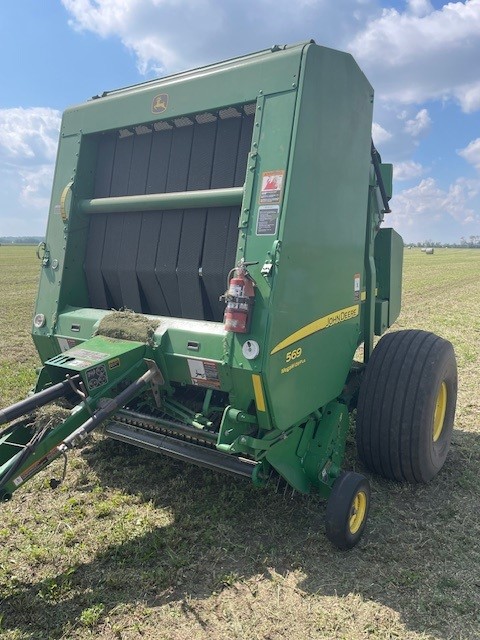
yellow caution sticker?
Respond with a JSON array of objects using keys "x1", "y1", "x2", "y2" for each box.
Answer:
[
  {"x1": 271, "y1": 304, "x2": 359, "y2": 355},
  {"x1": 252, "y1": 374, "x2": 266, "y2": 412}
]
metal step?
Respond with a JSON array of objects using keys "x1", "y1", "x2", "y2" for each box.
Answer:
[{"x1": 104, "y1": 421, "x2": 257, "y2": 479}]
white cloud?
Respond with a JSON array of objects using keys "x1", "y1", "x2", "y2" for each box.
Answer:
[
  {"x1": 18, "y1": 165, "x2": 55, "y2": 210},
  {"x1": 407, "y1": 0, "x2": 433, "y2": 17},
  {"x1": 2, "y1": 1, "x2": 477, "y2": 242},
  {"x1": 458, "y1": 137, "x2": 480, "y2": 171},
  {"x1": 404, "y1": 108, "x2": 431, "y2": 137},
  {"x1": 455, "y1": 82, "x2": 480, "y2": 114},
  {"x1": 0, "y1": 108, "x2": 60, "y2": 163},
  {"x1": 391, "y1": 176, "x2": 480, "y2": 226},
  {"x1": 58, "y1": 0, "x2": 480, "y2": 119},
  {"x1": 0, "y1": 108, "x2": 61, "y2": 235},
  {"x1": 61, "y1": 0, "x2": 381, "y2": 74},
  {"x1": 349, "y1": 1, "x2": 480, "y2": 111},
  {"x1": 372, "y1": 121, "x2": 392, "y2": 145},
  {"x1": 60, "y1": 1, "x2": 480, "y2": 119},
  {"x1": 394, "y1": 160, "x2": 424, "y2": 181}
]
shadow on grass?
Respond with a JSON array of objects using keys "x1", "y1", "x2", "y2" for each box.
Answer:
[{"x1": 2, "y1": 427, "x2": 479, "y2": 639}]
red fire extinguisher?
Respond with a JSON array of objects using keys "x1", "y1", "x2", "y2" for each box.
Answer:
[{"x1": 223, "y1": 263, "x2": 255, "y2": 333}]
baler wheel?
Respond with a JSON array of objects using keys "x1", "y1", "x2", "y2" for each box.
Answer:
[
  {"x1": 356, "y1": 329, "x2": 457, "y2": 483},
  {"x1": 325, "y1": 472, "x2": 370, "y2": 550}
]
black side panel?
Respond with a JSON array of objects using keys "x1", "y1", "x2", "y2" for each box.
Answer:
[
  {"x1": 118, "y1": 132, "x2": 152, "y2": 312},
  {"x1": 155, "y1": 125, "x2": 194, "y2": 317},
  {"x1": 202, "y1": 116, "x2": 242, "y2": 321},
  {"x1": 177, "y1": 120, "x2": 216, "y2": 320},
  {"x1": 84, "y1": 133, "x2": 116, "y2": 308},
  {"x1": 101, "y1": 134, "x2": 134, "y2": 308},
  {"x1": 85, "y1": 105, "x2": 254, "y2": 320},
  {"x1": 136, "y1": 128, "x2": 172, "y2": 315}
]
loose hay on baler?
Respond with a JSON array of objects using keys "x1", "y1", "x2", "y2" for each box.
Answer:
[{"x1": 0, "y1": 41, "x2": 457, "y2": 549}]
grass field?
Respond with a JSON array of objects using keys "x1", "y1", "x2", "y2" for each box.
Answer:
[{"x1": 0, "y1": 246, "x2": 479, "y2": 640}]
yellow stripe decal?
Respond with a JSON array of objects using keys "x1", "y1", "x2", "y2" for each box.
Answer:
[
  {"x1": 252, "y1": 374, "x2": 266, "y2": 412},
  {"x1": 270, "y1": 304, "x2": 360, "y2": 355}
]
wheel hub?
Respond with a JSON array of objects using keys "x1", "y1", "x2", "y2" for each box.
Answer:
[
  {"x1": 433, "y1": 382, "x2": 447, "y2": 442},
  {"x1": 349, "y1": 490, "x2": 367, "y2": 534}
]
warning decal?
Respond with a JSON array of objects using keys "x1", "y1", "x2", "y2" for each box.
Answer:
[
  {"x1": 71, "y1": 348, "x2": 107, "y2": 362},
  {"x1": 86, "y1": 364, "x2": 108, "y2": 391},
  {"x1": 187, "y1": 359, "x2": 221, "y2": 389},
  {"x1": 256, "y1": 205, "x2": 280, "y2": 236},
  {"x1": 354, "y1": 273, "x2": 361, "y2": 301},
  {"x1": 260, "y1": 170, "x2": 284, "y2": 204}
]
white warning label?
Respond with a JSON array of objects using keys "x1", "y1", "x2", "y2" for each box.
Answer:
[
  {"x1": 256, "y1": 205, "x2": 280, "y2": 236},
  {"x1": 354, "y1": 273, "x2": 361, "y2": 301},
  {"x1": 187, "y1": 359, "x2": 221, "y2": 389},
  {"x1": 259, "y1": 170, "x2": 284, "y2": 205}
]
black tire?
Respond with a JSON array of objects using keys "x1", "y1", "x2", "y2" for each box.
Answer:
[
  {"x1": 325, "y1": 472, "x2": 370, "y2": 550},
  {"x1": 356, "y1": 329, "x2": 457, "y2": 483}
]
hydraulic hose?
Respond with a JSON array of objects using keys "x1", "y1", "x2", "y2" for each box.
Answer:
[
  {"x1": 0, "y1": 376, "x2": 80, "y2": 431},
  {"x1": 371, "y1": 141, "x2": 391, "y2": 214}
]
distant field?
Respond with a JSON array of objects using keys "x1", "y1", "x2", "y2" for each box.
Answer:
[{"x1": 0, "y1": 246, "x2": 479, "y2": 640}]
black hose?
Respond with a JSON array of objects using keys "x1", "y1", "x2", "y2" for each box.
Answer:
[
  {"x1": 61, "y1": 368, "x2": 155, "y2": 449},
  {"x1": 0, "y1": 376, "x2": 80, "y2": 430}
]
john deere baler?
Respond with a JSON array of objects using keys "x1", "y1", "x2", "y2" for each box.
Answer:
[{"x1": 0, "y1": 41, "x2": 457, "y2": 549}]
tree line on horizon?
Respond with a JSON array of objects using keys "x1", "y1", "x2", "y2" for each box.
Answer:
[
  {"x1": 0, "y1": 236, "x2": 44, "y2": 245},
  {"x1": 1, "y1": 235, "x2": 479, "y2": 248},
  {"x1": 407, "y1": 236, "x2": 480, "y2": 248}
]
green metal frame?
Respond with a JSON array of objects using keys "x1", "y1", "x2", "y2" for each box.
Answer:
[{"x1": 0, "y1": 41, "x2": 402, "y2": 503}]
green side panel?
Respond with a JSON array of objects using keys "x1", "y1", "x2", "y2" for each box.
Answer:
[
  {"x1": 374, "y1": 228, "x2": 403, "y2": 326},
  {"x1": 44, "y1": 335, "x2": 146, "y2": 390},
  {"x1": 32, "y1": 131, "x2": 80, "y2": 338},
  {"x1": 261, "y1": 44, "x2": 374, "y2": 430},
  {"x1": 380, "y1": 163, "x2": 393, "y2": 200},
  {"x1": 266, "y1": 426, "x2": 311, "y2": 493},
  {"x1": 33, "y1": 307, "x2": 111, "y2": 366},
  {"x1": 61, "y1": 44, "x2": 307, "y2": 136},
  {"x1": 374, "y1": 299, "x2": 389, "y2": 336}
]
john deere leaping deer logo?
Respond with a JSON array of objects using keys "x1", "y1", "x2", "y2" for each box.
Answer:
[{"x1": 152, "y1": 94, "x2": 169, "y2": 114}]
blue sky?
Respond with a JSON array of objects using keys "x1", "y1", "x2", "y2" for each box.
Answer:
[{"x1": 1, "y1": 0, "x2": 480, "y2": 243}]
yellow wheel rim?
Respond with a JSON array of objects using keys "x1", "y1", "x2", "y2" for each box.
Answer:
[
  {"x1": 349, "y1": 490, "x2": 367, "y2": 534},
  {"x1": 433, "y1": 381, "x2": 447, "y2": 443}
]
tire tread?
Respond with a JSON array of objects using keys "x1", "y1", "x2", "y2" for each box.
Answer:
[{"x1": 356, "y1": 329, "x2": 456, "y2": 483}]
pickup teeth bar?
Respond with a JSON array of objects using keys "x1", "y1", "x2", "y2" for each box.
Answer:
[
  {"x1": 113, "y1": 408, "x2": 219, "y2": 445},
  {"x1": 104, "y1": 421, "x2": 257, "y2": 479}
]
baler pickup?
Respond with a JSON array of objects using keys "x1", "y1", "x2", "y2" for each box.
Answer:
[
  {"x1": 0, "y1": 337, "x2": 160, "y2": 500},
  {"x1": 0, "y1": 41, "x2": 457, "y2": 549}
]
